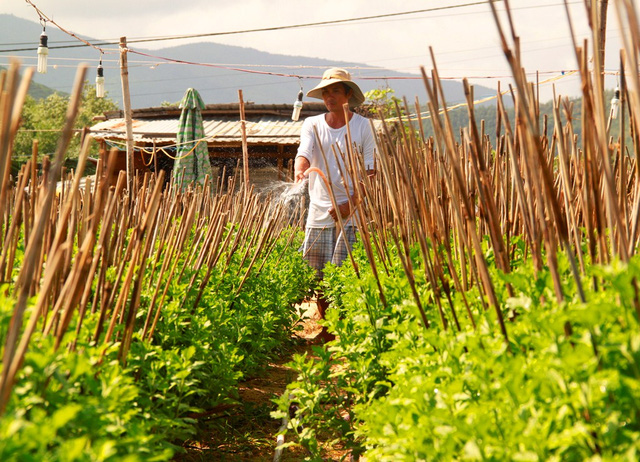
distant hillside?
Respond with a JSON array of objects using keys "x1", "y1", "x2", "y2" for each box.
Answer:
[
  {"x1": 421, "y1": 89, "x2": 628, "y2": 147},
  {"x1": 27, "y1": 78, "x2": 59, "y2": 99},
  {"x1": 0, "y1": 14, "x2": 497, "y2": 109},
  {"x1": 0, "y1": 64, "x2": 60, "y2": 100}
]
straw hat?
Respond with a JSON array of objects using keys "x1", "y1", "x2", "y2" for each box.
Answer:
[{"x1": 306, "y1": 68, "x2": 365, "y2": 107}]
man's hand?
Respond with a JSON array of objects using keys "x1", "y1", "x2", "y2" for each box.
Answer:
[
  {"x1": 294, "y1": 157, "x2": 310, "y2": 183},
  {"x1": 328, "y1": 202, "x2": 351, "y2": 221}
]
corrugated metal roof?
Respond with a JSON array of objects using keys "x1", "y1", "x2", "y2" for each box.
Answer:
[{"x1": 90, "y1": 115, "x2": 305, "y2": 146}]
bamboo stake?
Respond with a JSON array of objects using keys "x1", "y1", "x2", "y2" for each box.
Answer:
[
  {"x1": 119, "y1": 171, "x2": 165, "y2": 364},
  {"x1": 422, "y1": 57, "x2": 508, "y2": 344},
  {"x1": 238, "y1": 90, "x2": 250, "y2": 196}
]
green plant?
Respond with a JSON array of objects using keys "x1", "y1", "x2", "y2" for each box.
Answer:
[
  {"x1": 0, "y1": 224, "x2": 315, "y2": 460},
  {"x1": 278, "y1": 235, "x2": 640, "y2": 461}
]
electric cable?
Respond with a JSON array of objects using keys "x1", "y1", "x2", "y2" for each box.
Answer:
[{"x1": 2, "y1": 0, "x2": 583, "y2": 53}]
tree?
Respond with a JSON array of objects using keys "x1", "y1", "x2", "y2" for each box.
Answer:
[
  {"x1": 13, "y1": 81, "x2": 118, "y2": 164},
  {"x1": 364, "y1": 87, "x2": 402, "y2": 119}
]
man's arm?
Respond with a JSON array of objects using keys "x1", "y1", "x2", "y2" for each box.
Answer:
[{"x1": 295, "y1": 117, "x2": 314, "y2": 183}]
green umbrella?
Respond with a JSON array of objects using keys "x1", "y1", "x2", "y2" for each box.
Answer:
[{"x1": 172, "y1": 88, "x2": 212, "y2": 188}]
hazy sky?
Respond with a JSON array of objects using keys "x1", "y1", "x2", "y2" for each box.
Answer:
[{"x1": 1, "y1": 0, "x2": 638, "y2": 101}]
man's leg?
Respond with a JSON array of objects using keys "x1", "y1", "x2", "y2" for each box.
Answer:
[
  {"x1": 301, "y1": 227, "x2": 336, "y2": 343},
  {"x1": 315, "y1": 292, "x2": 335, "y2": 343},
  {"x1": 301, "y1": 227, "x2": 333, "y2": 279}
]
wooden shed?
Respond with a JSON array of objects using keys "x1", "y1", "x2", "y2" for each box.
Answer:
[{"x1": 88, "y1": 102, "x2": 335, "y2": 183}]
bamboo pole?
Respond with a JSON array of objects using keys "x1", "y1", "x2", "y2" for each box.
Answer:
[
  {"x1": 120, "y1": 37, "x2": 134, "y2": 193},
  {"x1": 238, "y1": 90, "x2": 250, "y2": 196}
]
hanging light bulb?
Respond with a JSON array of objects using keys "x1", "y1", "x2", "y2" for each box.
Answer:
[
  {"x1": 36, "y1": 28, "x2": 48, "y2": 74},
  {"x1": 291, "y1": 89, "x2": 303, "y2": 121},
  {"x1": 610, "y1": 86, "x2": 621, "y2": 120},
  {"x1": 96, "y1": 57, "x2": 105, "y2": 98}
]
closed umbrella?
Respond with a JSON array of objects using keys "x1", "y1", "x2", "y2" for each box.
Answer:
[{"x1": 172, "y1": 88, "x2": 212, "y2": 188}]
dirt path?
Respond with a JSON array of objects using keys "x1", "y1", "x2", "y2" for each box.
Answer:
[{"x1": 176, "y1": 300, "x2": 346, "y2": 462}]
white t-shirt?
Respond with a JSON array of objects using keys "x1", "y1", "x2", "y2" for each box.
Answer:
[{"x1": 296, "y1": 113, "x2": 376, "y2": 228}]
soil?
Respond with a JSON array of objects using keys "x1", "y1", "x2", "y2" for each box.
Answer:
[{"x1": 174, "y1": 300, "x2": 348, "y2": 462}]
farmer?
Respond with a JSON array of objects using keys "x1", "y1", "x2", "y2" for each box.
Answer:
[{"x1": 294, "y1": 67, "x2": 376, "y2": 343}]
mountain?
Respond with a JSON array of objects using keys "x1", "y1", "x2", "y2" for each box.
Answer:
[
  {"x1": 0, "y1": 14, "x2": 496, "y2": 109},
  {"x1": 26, "y1": 77, "x2": 59, "y2": 99},
  {"x1": 0, "y1": 63, "x2": 60, "y2": 99}
]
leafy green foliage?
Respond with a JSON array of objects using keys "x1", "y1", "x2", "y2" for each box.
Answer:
[
  {"x1": 278, "y1": 237, "x2": 640, "y2": 461},
  {"x1": 0, "y1": 324, "x2": 172, "y2": 462},
  {"x1": 13, "y1": 81, "x2": 118, "y2": 164},
  {"x1": 419, "y1": 88, "x2": 631, "y2": 147},
  {"x1": 0, "y1": 226, "x2": 315, "y2": 460},
  {"x1": 364, "y1": 87, "x2": 402, "y2": 120}
]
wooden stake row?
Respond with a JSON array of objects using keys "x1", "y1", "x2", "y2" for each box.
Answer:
[
  {"x1": 335, "y1": 1, "x2": 640, "y2": 347},
  {"x1": 0, "y1": 61, "x2": 304, "y2": 414}
]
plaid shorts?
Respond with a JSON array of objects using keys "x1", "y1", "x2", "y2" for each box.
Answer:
[{"x1": 301, "y1": 226, "x2": 357, "y2": 279}]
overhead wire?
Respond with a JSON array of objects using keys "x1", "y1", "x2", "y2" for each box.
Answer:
[
  {"x1": 12, "y1": 0, "x2": 516, "y2": 83},
  {"x1": 6, "y1": 1, "x2": 497, "y2": 53},
  {"x1": 127, "y1": 48, "x2": 423, "y2": 80},
  {"x1": 11, "y1": 0, "x2": 616, "y2": 122},
  {"x1": 2, "y1": 0, "x2": 580, "y2": 51},
  {"x1": 23, "y1": 0, "x2": 113, "y2": 55},
  {"x1": 7, "y1": 0, "x2": 608, "y2": 87},
  {"x1": 1, "y1": 52, "x2": 593, "y2": 80},
  {"x1": 6, "y1": 0, "x2": 607, "y2": 86},
  {"x1": 3, "y1": 1, "x2": 584, "y2": 53}
]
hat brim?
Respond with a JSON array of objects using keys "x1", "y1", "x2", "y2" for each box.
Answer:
[{"x1": 306, "y1": 79, "x2": 365, "y2": 107}]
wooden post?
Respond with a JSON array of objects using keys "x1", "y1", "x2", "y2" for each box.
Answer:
[
  {"x1": 238, "y1": 90, "x2": 249, "y2": 195},
  {"x1": 152, "y1": 139, "x2": 158, "y2": 177},
  {"x1": 598, "y1": 0, "x2": 609, "y2": 88},
  {"x1": 119, "y1": 37, "x2": 134, "y2": 192}
]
